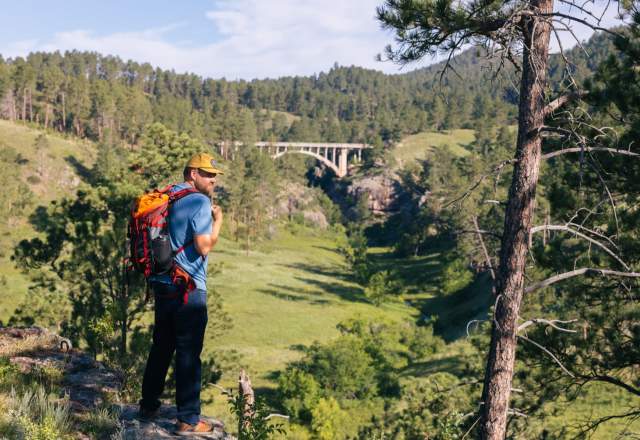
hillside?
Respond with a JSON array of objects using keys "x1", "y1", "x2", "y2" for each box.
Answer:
[{"x1": 0, "y1": 120, "x2": 95, "y2": 321}]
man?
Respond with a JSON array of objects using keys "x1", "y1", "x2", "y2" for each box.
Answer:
[{"x1": 139, "y1": 152, "x2": 224, "y2": 436}]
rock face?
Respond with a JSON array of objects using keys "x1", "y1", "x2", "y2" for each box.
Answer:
[
  {"x1": 275, "y1": 182, "x2": 329, "y2": 229},
  {"x1": 345, "y1": 169, "x2": 401, "y2": 216},
  {"x1": 0, "y1": 327, "x2": 234, "y2": 439}
]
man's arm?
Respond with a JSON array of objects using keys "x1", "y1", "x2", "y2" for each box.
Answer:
[{"x1": 193, "y1": 205, "x2": 223, "y2": 256}]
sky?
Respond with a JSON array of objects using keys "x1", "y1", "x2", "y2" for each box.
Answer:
[{"x1": 0, "y1": 0, "x2": 626, "y2": 80}]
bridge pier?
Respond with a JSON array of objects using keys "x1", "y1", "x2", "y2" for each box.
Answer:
[{"x1": 225, "y1": 141, "x2": 371, "y2": 178}]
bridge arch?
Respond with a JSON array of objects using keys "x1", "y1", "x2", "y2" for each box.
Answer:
[
  {"x1": 215, "y1": 141, "x2": 371, "y2": 178},
  {"x1": 273, "y1": 149, "x2": 341, "y2": 176}
]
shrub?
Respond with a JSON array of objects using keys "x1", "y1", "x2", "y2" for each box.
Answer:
[
  {"x1": 82, "y1": 405, "x2": 123, "y2": 439},
  {"x1": 441, "y1": 257, "x2": 474, "y2": 294},
  {"x1": 0, "y1": 386, "x2": 73, "y2": 440},
  {"x1": 277, "y1": 369, "x2": 321, "y2": 422},
  {"x1": 310, "y1": 397, "x2": 348, "y2": 440},
  {"x1": 363, "y1": 270, "x2": 403, "y2": 306},
  {"x1": 305, "y1": 337, "x2": 378, "y2": 400}
]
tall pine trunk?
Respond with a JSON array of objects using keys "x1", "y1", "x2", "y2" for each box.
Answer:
[
  {"x1": 21, "y1": 88, "x2": 27, "y2": 122},
  {"x1": 479, "y1": 1, "x2": 553, "y2": 438}
]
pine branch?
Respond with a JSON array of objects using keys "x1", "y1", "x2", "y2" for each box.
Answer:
[{"x1": 525, "y1": 268, "x2": 640, "y2": 293}]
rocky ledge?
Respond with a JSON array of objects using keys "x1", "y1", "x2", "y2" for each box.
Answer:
[{"x1": 0, "y1": 326, "x2": 233, "y2": 439}]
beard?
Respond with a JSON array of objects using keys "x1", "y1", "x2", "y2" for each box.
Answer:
[{"x1": 194, "y1": 179, "x2": 215, "y2": 197}]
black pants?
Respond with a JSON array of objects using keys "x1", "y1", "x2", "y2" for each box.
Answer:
[{"x1": 140, "y1": 283, "x2": 208, "y2": 425}]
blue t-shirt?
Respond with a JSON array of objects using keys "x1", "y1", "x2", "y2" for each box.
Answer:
[{"x1": 151, "y1": 183, "x2": 212, "y2": 290}]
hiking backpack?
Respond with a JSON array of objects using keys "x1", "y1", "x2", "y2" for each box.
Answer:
[{"x1": 128, "y1": 184, "x2": 198, "y2": 278}]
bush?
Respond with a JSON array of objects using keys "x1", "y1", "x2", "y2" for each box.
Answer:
[
  {"x1": 305, "y1": 337, "x2": 378, "y2": 400},
  {"x1": 277, "y1": 369, "x2": 321, "y2": 422},
  {"x1": 364, "y1": 270, "x2": 403, "y2": 306},
  {"x1": 82, "y1": 405, "x2": 123, "y2": 439},
  {"x1": 0, "y1": 386, "x2": 73, "y2": 440},
  {"x1": 441, "y1": 257, "x2": 474, "y2": 294},
  {"x1": 310, "y1": 397, "x2": 348, "y2": 440}
]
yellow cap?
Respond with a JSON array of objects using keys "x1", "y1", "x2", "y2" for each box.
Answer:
[{"x1": 186, "y1": 152, "x2": 224, "y2": 174}]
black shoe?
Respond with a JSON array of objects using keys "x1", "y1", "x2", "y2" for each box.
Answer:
[{"x1": 138, "y1": 405, "x2": 159, "y2": 420}]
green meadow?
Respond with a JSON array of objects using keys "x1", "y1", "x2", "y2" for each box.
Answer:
[
  {"x1": 0, "y1": 120, "x2": 95, "y2": 322},
  {"x1": 392, "y1": 129, "x2": 475, "y2": 168},
  {"x1": 0, "y1": 121, "x2": 636, "y2": 437}
]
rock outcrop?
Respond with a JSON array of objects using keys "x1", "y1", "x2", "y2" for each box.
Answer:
[
  {"x1": 274, "y1": 182, "x2": 329, "y2": 229},
  {"x1": 0, "y1": 327, "x2": 233, "y2": 439},
  {"x1": 345, "y1": 169, "x2": 401, "y2": 216}
]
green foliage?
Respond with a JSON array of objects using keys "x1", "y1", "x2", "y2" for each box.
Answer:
[
  {"x1": 310, "y1": 397, "x2": 348, "y2": 440},
  {"x1": 304, "y1": 336, "x2": 379, "y2": 400},
  {"x1": 277, "y1": 369, "x2": 320, "y2": 422},
  {"x1": 277, "y1": 317, "x2": 448, "y2": 434},
  {"x1": 0, "y1": 386, "x2": 73, "y2": 440},
  {"x1": 441, "y1": 257, "x2": 473, "y2": 295},
  {"x1": 226, "y1": 391, "x2": 286, "y2": 440},
  {"x1": 131, "y1": 122, "x2": 205, "y2": 187},
  {"x1": 339, "y1": 226, "x2": 371, "y2": 284},
  {"x1": 81, "y1": 405, "x2": 123, "y2": 440},
  {"x1": 0, "y1": 146, "x2": 34, "y2": 223},
  {"x1": 364, "y1": 270, "x2": 403, "y2": 306},
  {"x1": 357, "y1": 373, "x2": 476, "y2": 440}
]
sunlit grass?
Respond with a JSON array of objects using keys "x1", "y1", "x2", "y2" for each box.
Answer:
[
  {"x1": 392, "y1": 129, "x2": 475, "y2": 169},
  {"x1": 0, "y1": 120, "x2": 96, "y2": 322}
]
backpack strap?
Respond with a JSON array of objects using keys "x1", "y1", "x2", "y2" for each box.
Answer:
[
  {"x1": 169, "y1": 186, "x2": 199, "y2": 203},
  {"x1": 167, "y1": 186, "x2": 204, "y2": 256}
]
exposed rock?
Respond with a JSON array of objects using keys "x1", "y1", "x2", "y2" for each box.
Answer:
[
  {"x1": 346, "y1": 169, "x2": 401, "y2": 215},
  {"x1": 275, "y1": 182, "x2": 328, "y2": 229},
  {"x1": 120, "y1": 404, "x2": 231, "y2": 439},
  {"x1": 0, "y1": 327, "x2": 235, "y2": 439}
]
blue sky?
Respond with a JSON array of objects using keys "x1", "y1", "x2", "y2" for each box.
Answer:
[{"x1": 0, "y1": 0, "x2": 624, "y2": 80}]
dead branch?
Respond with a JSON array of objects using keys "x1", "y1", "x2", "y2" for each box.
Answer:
[
  {"x1": 466, "y1": 319, "x2": 489, "y2": 336},
  {"x1": 518, "y1": 334, "x2": 576, "y2": 378},
  {"x1": 538, "y1": 12, "x2": 623, "y2": 37},
  {"x1": 443, "y1": 159, "x2": 517, "y2": 208},
  {"x1": 457, "y1": 229, "x2": 502, "y2": 239},
  {"x1": 239, "y1": 370, "x2": 255, "y2": 430},
  {"x1": 525, "y1": 268, "x2": 640, "y2": 294},
  {"x1": 461, "y1": 417, "x2": 481, "y2": 439},
  {"x1": 473, "y1": 216, "x2": 496, "y2": 285},
  {"x1": 542, "y1": 147, "x2": 640, "y2": 160},
  {"x1": 517, "y1": 318, "x2": 578, "y2": 333},
  {"x1": 573, "y1": 409, "x2": 640, "y2": 439},
  {"x1": 507, "y1": 408, "x2": 528, "y2": 418},
  {"x1": 265, "y1": 414, "x2": 290, "y2": 421},
  {"x1": 530, "y1": 224, "x2": 629, "y2": 269},
  {"x1": 589, "y1": 160, "x2": 620, "y2": 234}
]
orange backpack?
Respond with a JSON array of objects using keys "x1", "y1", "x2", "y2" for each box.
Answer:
[{"x1": 128, "y1": 184, "x2": 198, "y2": 280}]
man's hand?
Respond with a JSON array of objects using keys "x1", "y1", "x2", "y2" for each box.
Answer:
[{"x1": 212, "y1": 205, "x2": 223, "y2": 225}]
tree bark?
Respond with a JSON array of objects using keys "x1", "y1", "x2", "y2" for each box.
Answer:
[
  {"x1": 21, "y1": 88, "x2": 27, "y2": 122},
  {"x1": 28, "y1": 88, "x2": 33, "y2": 122},
  {"x1": 61, "y1": 91, "x2": 66, "y2": 131},
  {"x1": 479, "y1": 1, "x2": 553, "y2": 438},
  {"x1": 44, "y1": 103, "x2": 50, "y2": 129}
]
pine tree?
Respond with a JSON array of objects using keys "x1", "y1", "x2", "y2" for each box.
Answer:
[{"x1": 377, "y1": 1, "x2": 630, "y2": 437}]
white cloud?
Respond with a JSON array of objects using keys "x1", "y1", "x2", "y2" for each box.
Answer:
[{"x1": 0, "y1": 0, "x2": 628, "y2": 80}]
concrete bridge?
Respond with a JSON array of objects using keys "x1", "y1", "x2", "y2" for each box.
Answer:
[{"x1": 216, "y1": 141, "x2": 371, "y2": 177}]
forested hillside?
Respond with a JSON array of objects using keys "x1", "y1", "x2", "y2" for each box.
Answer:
[
  {"x1": 0, "y1": 21, "x2": 637, "y2": 440},
  {"x1": 0, "y1": 29, "x2": 615, "y2": 151}
]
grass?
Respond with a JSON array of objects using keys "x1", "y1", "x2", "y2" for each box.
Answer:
[
  {"x1": 0, "y1": 120, "x2": 95, "y2": 322},
  {"x1": 0, "y1": 120, "x2": 636, "y2": 438},
  {"x1": 203, "y1": 228, "x2": 418, "y2": 421},
  {"x1": 392, "y1": 129, "x2": 475, "y2": 169},
  {"x1": 259, "y1": 109, "x2": 301, "y2": 131}
]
